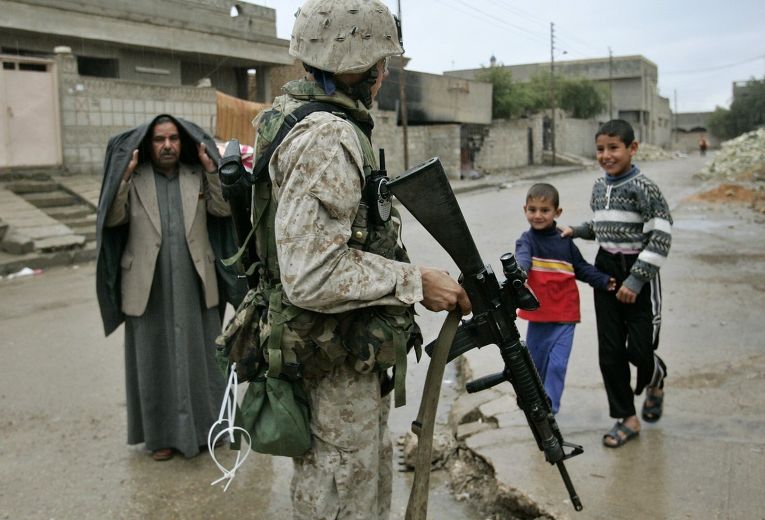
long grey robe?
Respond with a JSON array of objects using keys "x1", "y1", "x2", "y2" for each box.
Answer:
[{"x1": 124, "y1": 170, "x2": 225, "y2": 457}]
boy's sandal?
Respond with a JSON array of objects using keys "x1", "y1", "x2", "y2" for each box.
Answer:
[
  {"x1": 602, "y1": 421, "x2": 639, "y2": 448},
  {"x1": 641, "y1": 393, "x2": 664, "y2": 423}
]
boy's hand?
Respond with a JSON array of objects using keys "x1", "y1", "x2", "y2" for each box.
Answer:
[
  {"x1": 559, "y1": 226, "x2": 574, "y2": 238},
  {"x1": 616, "y1": 285, "x2": 637, "y2": 303},
  {"x1": 607, "y1": 277, "x2": 617, "y2": 291}
]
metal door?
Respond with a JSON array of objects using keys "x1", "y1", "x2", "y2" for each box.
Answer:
[{"x1": 0, "y1": 55, "x2": 62, "y2": 169}]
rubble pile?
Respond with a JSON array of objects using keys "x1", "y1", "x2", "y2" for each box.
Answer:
[
  {"x1": 694, "y1": 128, "x2": 765, "y2": 214},
  {"x1": 698, "y1": 128, "x2": 765, "y2": 182},
  {"x1": 635, "y1": 143, "x2": 673, "y2": 161}
]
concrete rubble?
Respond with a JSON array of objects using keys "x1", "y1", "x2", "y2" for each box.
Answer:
[
  {"x1": 698, "y1": 127, "x2": 765, "y2": 182},
  {"x1": 635, "y1": 143, "x2": 673, "y2": 161}
]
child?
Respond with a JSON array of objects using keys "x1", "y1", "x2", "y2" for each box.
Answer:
[
  {"x1": 561, "y1": 119, "x2": 672, "y2": 448},
  {"x1": 515, "y1": 183, "x2": 615, "y2": 415}
]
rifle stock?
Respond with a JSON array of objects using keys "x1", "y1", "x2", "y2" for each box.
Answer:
[
  {"x1": 389, "y1": 158, "x2": 584, "y2": 512},
  {"x1": 389, "y1": 158, "x2": 484, "y2": 278}
]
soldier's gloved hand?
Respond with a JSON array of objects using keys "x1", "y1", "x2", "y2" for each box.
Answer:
[{"x1": 419, "y1": 267, "x2": 472, "y2": 315}]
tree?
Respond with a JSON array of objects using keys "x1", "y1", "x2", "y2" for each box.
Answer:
[
  {"x1": 707, "y1": 106, "x2": 734, "y2": 141},
  {"x1": 476, "y1": 67, "x2": 606, "y2": 120},
  {"x1": 707, "y1": 78, "x2": 765, "y2": 140},
  {"x1": 558, "y1": 77, "x2": 607, "y2": 119},
  {"x1": 475, "y1": 67, "x2": 533, "y2": 119}
]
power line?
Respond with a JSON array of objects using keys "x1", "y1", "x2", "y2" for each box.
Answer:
[
  {"x1": 664, "y1": 55, "x2": 765, "y2": 75},
  {"x1": 440, "y1": 0, "x2": 550, "y2": 48},
  {"x1": 482, "y1": 0, "x2": 601, "y2": 58}
]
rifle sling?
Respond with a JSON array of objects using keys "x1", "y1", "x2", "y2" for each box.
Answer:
[{"x1": 405, "y1": 310, "x2": 461, "y2": 520}]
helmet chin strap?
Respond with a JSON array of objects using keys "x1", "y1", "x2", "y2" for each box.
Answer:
[
  {"x1": 338, "y1": 66, "x2": 378, "y2": 109},
  {"x1": 303, "y1": 63, "x2": 379, "y2": 109}
]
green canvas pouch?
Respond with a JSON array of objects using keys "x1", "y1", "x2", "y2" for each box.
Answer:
[{"x1": 239, "y1": 366, "x2": 311, "y2": 457}]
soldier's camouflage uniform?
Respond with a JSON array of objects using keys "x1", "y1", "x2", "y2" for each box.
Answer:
[{"x1": 270, "y1": 87, "x2": 422, "y2": 520}]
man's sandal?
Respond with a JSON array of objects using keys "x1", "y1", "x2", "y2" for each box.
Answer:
[
  {"x1": 641, "y1": 393, "x2": 664, "y2": 423},
  {"x1": 602, "y1": 421, "x2": 639, "y2": 448},
  {"x1": 152, "y1": 448, "x2": 175, "y2": 461}
]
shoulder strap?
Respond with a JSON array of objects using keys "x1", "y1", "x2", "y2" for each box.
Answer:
[{"x1": 251, "y1": 101, "x2": 366, "y2": 183}]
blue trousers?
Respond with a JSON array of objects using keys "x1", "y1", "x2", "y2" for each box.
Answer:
[{"x1": 525, "y1": 322, "x2": 576, "y2": 415}]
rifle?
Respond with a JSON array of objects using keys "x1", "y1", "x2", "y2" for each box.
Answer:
[{"x1": 388, "y1": 157, "x2": 584, "y2": 512}]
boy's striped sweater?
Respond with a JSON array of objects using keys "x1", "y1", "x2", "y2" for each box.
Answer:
[{"x1": 571, "y1": 165, "x2": 672, "y2": 293}]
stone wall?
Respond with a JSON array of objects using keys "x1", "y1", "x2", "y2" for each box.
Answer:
[
  {"x1": 55, "y1": 49, "x2": 217, "y2": 175},
  {"x1": 371, "y1": 108, "x2": 462, "y2": 179},
  {"x1": 474, "y1": 117, "x2": 544, "y2": 173},
  {"x1": 556, "y1": 117, "x2": 599, "y2": 158}
]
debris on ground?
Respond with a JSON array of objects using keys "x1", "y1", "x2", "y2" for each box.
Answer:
[
  {"x1": 4, "y1": 267, "x2": 43, "y2": 280},
  {"x1": 446, "y1": 446, "x2": 554, "y2": 520},
  {"x1": 698, "y1": 128, "x2": 765, "y2": 182},
  {"x1": 635, "y1": 143, "x2": 674, "y2": 161},
  {"x1": 687, "y1": 183, "x2": 757, "y2": 203},
  {"x1": 691, "y1": 129, "x2": 765, "y2": 214},
  {"x1": 397, "y1": 427, "x2": 457, "y2": 471}
]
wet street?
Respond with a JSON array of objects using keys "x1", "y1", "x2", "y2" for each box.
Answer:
[
  {"x1": 0, "y1": 198, "x2": 476, "y2": 517},
  {"x1": 2, "y1": 153, "x2": 763, "y2": 519}
]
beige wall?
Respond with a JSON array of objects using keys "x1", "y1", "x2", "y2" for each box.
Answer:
[
  {"x1": 556, "y1": 116, "x2": 600, "y2": 159},
  {"x1": 474, "y1": 117, "x2": 544, "y2": 173},
  {"x1": 55, "y1": 49, "x2": 217, "y2": 175}
]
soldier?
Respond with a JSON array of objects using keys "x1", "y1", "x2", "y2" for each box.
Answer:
[{"x1": 237, "y1": 0, "x2": 471, "y2": 518}]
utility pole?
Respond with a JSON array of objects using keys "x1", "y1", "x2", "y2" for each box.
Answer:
[
  {"x1": 608, "y1": 47, "x2": 613, "y2": 119},
  {"x1": 398, "y1": 0, "x2": 409, "y2": 169},
  {"x1": 673, "y1": 89, "x2": 678, "y2": 148},
  {"x1": 550, "y1": 22, "x2": 556, "y2": 166}
]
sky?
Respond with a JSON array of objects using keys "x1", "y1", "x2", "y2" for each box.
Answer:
[{"x1": 253, "y1": 0, "x2": 765, "y2": 113}]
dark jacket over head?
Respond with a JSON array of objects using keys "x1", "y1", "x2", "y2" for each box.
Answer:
[{"x1": 95, "y1": 114, "x2": 246, "y2": 336}]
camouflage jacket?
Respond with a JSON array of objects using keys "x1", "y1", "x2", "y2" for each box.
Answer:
[{"x1": 270, "y1": 80, "x2": 423, "y2": 313}]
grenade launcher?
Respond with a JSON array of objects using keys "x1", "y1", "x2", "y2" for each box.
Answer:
[{"x1": 387, "y1": 158, "x2": 584, "y2": 512}]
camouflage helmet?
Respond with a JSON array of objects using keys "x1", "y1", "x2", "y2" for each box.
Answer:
[{"x1": 289, "y1": 0, "x2": 404, "y2": 75}]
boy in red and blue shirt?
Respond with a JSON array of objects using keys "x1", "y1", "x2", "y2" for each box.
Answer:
[{"x1": 516, "y1": 183, "x2": 615, "y2": 414}]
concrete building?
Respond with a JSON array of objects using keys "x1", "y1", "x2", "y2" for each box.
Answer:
[
  {"x1": 446, "y1": 55, "x2": 673, "y2": 149},
  {"x1": 0, "y1": 0, "x2": 291, "y2": 174},
  {"x1": 376, "y1": 62, "x2": 493, "y2": 173}
]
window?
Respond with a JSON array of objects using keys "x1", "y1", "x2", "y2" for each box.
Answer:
[{"x1": 77, "y1": 56, "x2": 119, "y2": 78}]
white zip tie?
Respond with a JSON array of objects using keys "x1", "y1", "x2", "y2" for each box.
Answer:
[{"x1": 208, "y1": 363, "x2": 252, "y2": 491}]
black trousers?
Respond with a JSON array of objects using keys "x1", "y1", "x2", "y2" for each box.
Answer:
[{"x1": 594, "y1": 249, "x2": 667, "y2": 419}]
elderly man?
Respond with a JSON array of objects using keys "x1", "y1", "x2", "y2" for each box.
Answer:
[{"x1": 97, "y1": 115, "x2": 241, "y2": 461}]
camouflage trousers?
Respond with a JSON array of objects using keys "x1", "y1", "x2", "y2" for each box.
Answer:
[{"x1": 291, "y1": 362, "x2": 393, "y2": 520}]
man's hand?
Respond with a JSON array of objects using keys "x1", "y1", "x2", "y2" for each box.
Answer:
[
  {"x1": 559, "y1": 226, "x2": 573, "y2": 238},
  {"x1": 123, "y1": 149, "x2": 139, "y2": 182},
  {"x1": 419, "y1": 267, "x2": 472, "y2": 315},
  {"x1": 198, "y1": 143, "x2": 216, "y2": 174},
  {"x1": 616, "y1": 285, "x2": 637, "y2": 303}
]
